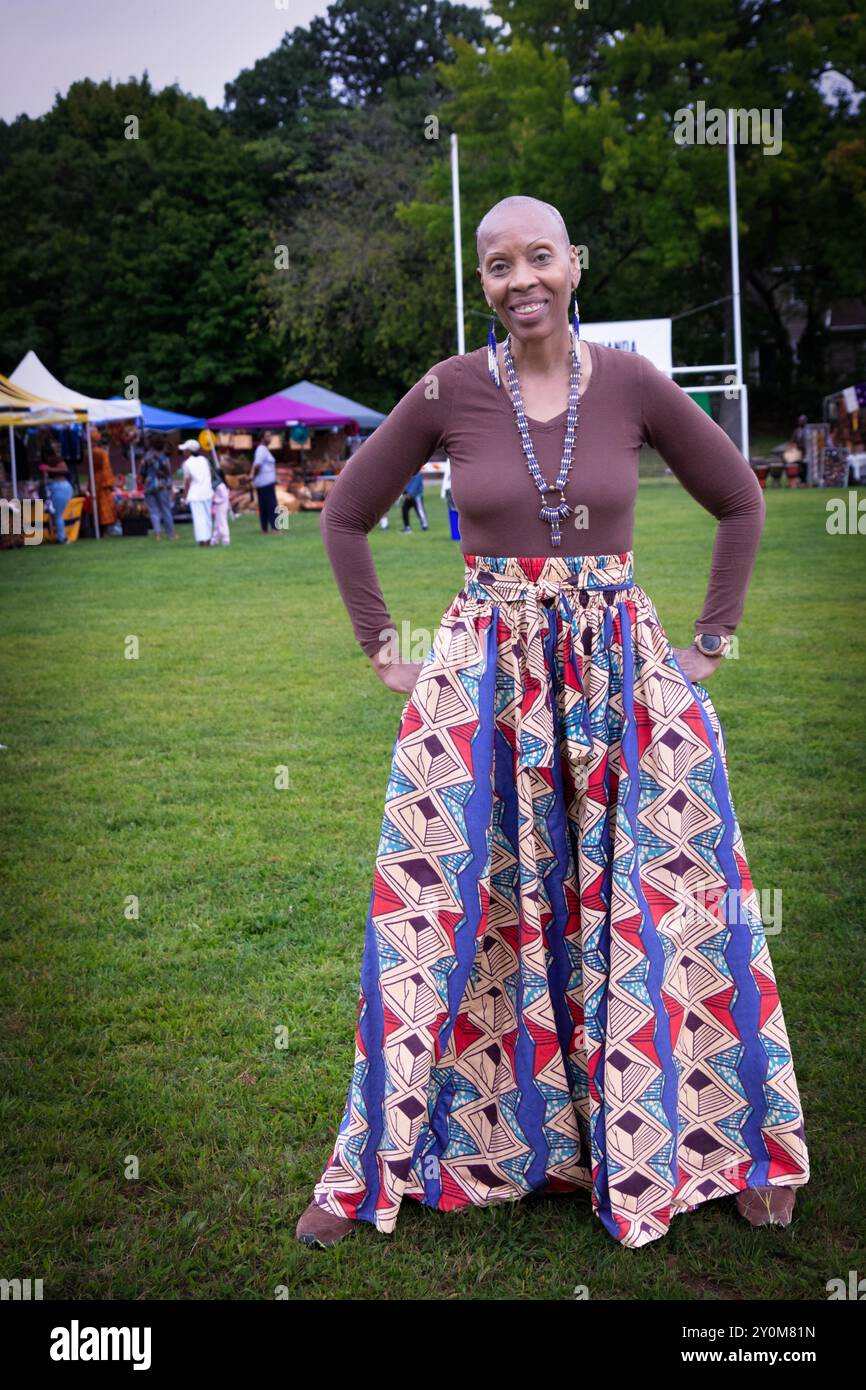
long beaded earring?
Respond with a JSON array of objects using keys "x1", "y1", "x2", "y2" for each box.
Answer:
[
  {"x1": 570, "y1": 289, "x2": 580, "y2": 358},
  {"x1": 487, "y1": 310, "x2": 501, "y2": 388}
]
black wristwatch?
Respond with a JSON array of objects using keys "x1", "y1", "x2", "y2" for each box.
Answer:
[{"x1": 694, "y1": 633, "x2": 730, "y2": 659}]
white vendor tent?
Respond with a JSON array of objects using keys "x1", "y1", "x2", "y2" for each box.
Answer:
[
  {"x1": 9, "y1": 350, "x2": 141, "y2": 421},
  {"x1": 9, "y1": 350, "x2": 142, "y2": 538}
]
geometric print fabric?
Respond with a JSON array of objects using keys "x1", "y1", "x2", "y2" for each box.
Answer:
[{"x1": 311, "y1": 552, "x2": 810, "y2": 1248}]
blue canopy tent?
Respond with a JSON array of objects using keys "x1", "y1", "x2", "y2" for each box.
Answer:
[
  {"x1": 106, "y1": 397, "x2": 209, "y2": 495},
  {"x1": 109, "y1": 397, "x2": 207, "y2": 431}
]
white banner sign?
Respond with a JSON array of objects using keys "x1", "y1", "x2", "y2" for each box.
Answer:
[{"x1": 580, "y1": 318, "x2": 672, "y2": 375}]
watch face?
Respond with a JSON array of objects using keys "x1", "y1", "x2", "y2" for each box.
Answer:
[{"x1": 699, "y1": 634, "x2": 722, "y2": 653}]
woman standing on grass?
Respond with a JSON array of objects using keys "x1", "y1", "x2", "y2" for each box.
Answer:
[{"x1": 298, "y1": 195, "x2": 810, "y2": 1251}]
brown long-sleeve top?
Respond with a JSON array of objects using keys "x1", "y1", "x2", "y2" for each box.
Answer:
[{"x1": 320, "y1": 341, "x2": 765, "y2": 658}]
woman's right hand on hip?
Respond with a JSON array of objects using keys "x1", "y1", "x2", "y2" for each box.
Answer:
[{"x1": 371, "y1": 648, "x2": 423, "y2": 694}]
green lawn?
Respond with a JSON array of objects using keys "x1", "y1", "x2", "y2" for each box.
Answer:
[{"x1": 1, "y1": 478, "x2": 864, "y2": 1301}]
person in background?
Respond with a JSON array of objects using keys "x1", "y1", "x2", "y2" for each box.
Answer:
[
  {"x1": 139, "y1": 433, "x2": 177, "y2": 540},
  {"x1": 249, "y1": 430, "x2": 279, "y2": 534},
  {"x1": 209, "y1": 455, "x2": 231, "y2": 546},
  {"x1": 90, "y1": 428, "x2": 123, "y2": 536},
  {"x1": 793, "y1": 413, "x2": 809, "y2": 485},
  {"x1": 440, "y1": 454, "x2": 453, "y2": 511},
  {"x1": 179, "y1": 439, "x2": 213, "y2": 545},
  {"x1": 40, "y1": 434, "x2": 74, "y2": 544},
  {"x1": 399, "y1": 468, "x2": 429, "y2": 533}
]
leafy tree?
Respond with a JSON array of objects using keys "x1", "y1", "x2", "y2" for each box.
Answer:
[
  {"x1": 1, "y1": 1, "x2": 863, "y2": 424},
  {"x1": 263, "y1": 82, "x2": 458, "y2": 407},
  {"x1": 400, "y1": 1, "x2": 866, "y2": 419},
  {"x1": 0, "y1": 75, "x2": 281, "y2": 412},
  {"x1": 223, "y1": 29, "x2": 337, "y2": 142},
  {"x1": 307, "y1": 0, "x2": 492, "y2": 104}
]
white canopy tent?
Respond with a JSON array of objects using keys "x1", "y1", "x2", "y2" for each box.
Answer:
[
  {"x1": 0, "y1": 370, "x2": 88, "y2": 503},
  {"x1": 9, "y1": 351, "x2": 142, "y2": 538}
]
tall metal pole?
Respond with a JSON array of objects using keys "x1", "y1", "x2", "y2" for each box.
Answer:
[
  {"x1": 727, "y1": 108, "x2": 749, "y2": 459},
  {"x1": 450, "y1": 133, "x2": 465, "y2": 355},
  {"x1": 86, "y1": 426, "x2": 101, "y2": 539},
  {"x1": 8, "y1": 425, "x2": 16, "y2": 501}
]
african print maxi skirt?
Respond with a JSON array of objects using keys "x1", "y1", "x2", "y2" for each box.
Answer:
[{"x1": 311, "y1": 552, "x2": 810, "y2": 1249}]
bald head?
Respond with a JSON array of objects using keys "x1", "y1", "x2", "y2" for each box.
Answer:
[{"x1": 476, "y1": 196, "x2": 570, "y2": 265}]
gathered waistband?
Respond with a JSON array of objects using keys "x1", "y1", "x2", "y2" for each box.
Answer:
[
  {"x1": 462, "y1": 551, "x2": 635, "y2": 602},
  {"x1": 454, "y1": 552, "x2": 639, "y2": 773}
]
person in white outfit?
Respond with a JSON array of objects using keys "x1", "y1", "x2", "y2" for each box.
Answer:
[
  {"x1": 179, "y1": 440, "x2": 213, "y2": 545},
  {"x1": 210, "y1": 460, "x2": 231, "y2": 545},
  {"x1": 439, "y1": 454, "x2": 454, "y2": 512}
]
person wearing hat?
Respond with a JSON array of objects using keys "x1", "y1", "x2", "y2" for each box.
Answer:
[{"x1": 179, "y1": 439, "x2": 213, "y2": 545}]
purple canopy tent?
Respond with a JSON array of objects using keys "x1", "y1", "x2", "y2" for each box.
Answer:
[
  {"x1": 208, "y1": 393, "x2": 358, "y2": 499},
  {"x1": 208, "y1": 393, "x2": 357, "y2": 431}
]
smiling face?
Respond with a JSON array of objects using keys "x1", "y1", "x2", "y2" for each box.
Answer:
[{"x1": 476, "y1": 202, "x2": 579, "y2": 344}]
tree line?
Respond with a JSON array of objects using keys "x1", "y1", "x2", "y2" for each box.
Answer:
[{"x1": 0, "y1": 0, "x2": 863, "y2": 424}]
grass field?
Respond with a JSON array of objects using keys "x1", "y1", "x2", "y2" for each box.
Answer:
[{"x1": 1, "y1": 476, "x2": 864, "y2": 1301}]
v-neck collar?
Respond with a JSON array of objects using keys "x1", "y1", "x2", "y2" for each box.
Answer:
[{"x1": 490, "y1": 336, "x2": 598, "y2": 429}]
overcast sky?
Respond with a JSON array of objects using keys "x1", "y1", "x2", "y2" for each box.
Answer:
[{"x1": 0, "y1": 0, "x2": 487, "y2": 123}]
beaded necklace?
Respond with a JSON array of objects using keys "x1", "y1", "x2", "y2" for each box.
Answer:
[{"x1": 501, "y1": 324, "x2": 581, "y2": 547}]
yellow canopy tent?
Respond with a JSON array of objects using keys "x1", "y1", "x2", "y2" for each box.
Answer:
[{"x1": 0, "y1": 371, "x2": 89, "y2": 506}]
